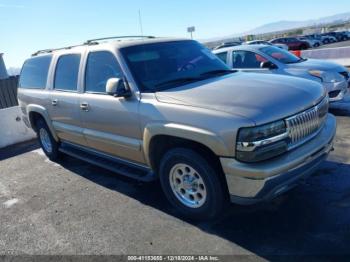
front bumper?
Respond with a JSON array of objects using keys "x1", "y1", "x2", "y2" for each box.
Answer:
[
  {"x1": 221, "y1": 114, "x2": 336, "y2": 205},
  {"x1": 325, "y1": 80, "x2": 348, "y2": 102}
]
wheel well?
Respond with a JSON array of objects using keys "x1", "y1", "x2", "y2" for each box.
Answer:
[
  {"x1": 149, "y1": 135, "x2": 224, "y2": 175},
  {"x1": 28, "y1": 112, "x2": 45, "y2": 132},
  {"x1": 148, "y1": 135, "x2": 230, "y2": 196}
]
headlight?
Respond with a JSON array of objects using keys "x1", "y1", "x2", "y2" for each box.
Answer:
[
  {"x1": 236, "y1": 120, "x2": 288, "y2": 162},
  {"x1": 309, "y1": 70, "x2": 344, "y2": 83}
]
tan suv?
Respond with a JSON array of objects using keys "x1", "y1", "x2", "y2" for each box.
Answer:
[{"x1": 18, "y1": 36, "x2": 336, "y2": 220}]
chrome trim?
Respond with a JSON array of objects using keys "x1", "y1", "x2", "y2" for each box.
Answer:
[
  {"x1": 236, "y1": 132, "x2": 288, "y2": 152},
  {"x1": 286, "y1": 96, "x2": 328, "y2": 150},
  {"x1": 236, "y1": 96, "x2": 329, "y2": 153}
]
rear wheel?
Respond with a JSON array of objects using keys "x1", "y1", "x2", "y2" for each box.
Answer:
[
  {"x1": 159, "y1": 148, "x2": 227, "y2": 220},
  {"x1": 36, "y1": 118, "x2": 60, "y2": 160}
]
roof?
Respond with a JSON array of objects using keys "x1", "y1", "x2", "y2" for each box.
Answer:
[
  {"x1": 32, "y1": 36, "x2": 191, "y2": 56},
  {"x1": 212, "y1": 44, "x2": 271, "y2": 53}
]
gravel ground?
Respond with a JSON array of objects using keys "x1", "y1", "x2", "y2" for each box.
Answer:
[{"x1": 0, "y1": 96, "x2": 349, "y2": 260}]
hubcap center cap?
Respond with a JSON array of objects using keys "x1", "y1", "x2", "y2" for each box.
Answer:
[{"x1": 183, "y1": 176, "x2": 197, "y2": 191}]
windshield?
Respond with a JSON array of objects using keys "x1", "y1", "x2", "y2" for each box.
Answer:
[
  {"x1": 120, "y1": 40, "x2": 231, "y2": 92},
  {"x1": 260, "y1": 46, "x2": 302, "y2": 64}
]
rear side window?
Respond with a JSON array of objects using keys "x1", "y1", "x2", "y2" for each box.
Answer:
[
  {"x1": 85, "y1": 51, "x2": 122, "y2": 93},
  {"x1": 215, "y1": 52, "x2": 228, "y2": 63},
  {"x1": 19, "y1": 55, "x2": 52, "y2": 89},
  {"x1": 54, "y1": 54, "x2": 81, "y2": 91}
]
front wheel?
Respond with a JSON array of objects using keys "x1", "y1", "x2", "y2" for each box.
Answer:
[{"x1": 159, "y1": 148, "x2": 227, "y2": 221}]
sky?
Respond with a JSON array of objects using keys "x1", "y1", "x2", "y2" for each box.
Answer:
[{"x1": 1, "y1": 0, "x2": 350, "y2": 68}]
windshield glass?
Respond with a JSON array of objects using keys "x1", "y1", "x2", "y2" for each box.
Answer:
[
  {"x1": 260, "y1": 46, "x2": 302, "y2": 64},
  {"x1": 120, "y1": 40, "x2": 231, "y2": 92}
]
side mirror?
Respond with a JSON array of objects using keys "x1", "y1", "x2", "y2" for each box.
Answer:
[
  {"x1": 106, "y1": 78, "x2": 131, "y2": 98},
  {"x1": 260, "y1": 61, "x2": 277, "y2": 70}
]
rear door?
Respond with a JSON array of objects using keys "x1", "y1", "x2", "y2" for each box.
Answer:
[
  {"x1": 48, "y1": 53, "x2": 86, "y2": 146},
  {"x1": 286, "y1": 38, "x2": 299, "y2": 50}
]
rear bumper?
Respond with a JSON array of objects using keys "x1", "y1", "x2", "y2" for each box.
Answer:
[{"x1": 220, "y1": 114, "x2": 336, "y2": 205}]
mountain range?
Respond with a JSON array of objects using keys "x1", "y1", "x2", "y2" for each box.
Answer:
[{"x1": 203, "y1": 12, "x2": 350, "y2": 42}]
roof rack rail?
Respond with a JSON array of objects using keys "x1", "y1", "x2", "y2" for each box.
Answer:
[
  {"x1": 32, "y1": 44, "x2": 83, "y2": 56},
  {"x1": 32, "y1": 36, "x2": 157, "y2": 56},
  {"x1": 84, "y1": 35, "x2": 156, "y2": 45}
]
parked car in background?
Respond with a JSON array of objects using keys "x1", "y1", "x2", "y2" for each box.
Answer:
[
  {"x1": 305, "y1": 34, "x2": 333, "y2": 45},
  {"x1": 18, "y1": 37, "x2": 336, "y2": 220},
  {"x1": 244, "y1": 40, "x2": 288, "y2": 50},
  {"x1": 320, "y1": 34, "x2": 337, "y2": 44},
  {"x1": 326, "y1": 31, "x2": 349, "y2": 42},
  {"x1": 213, "y1": 41, "x2": 241, "y2": 50},
  {"x1": 213, "y1": 44, "x2": 349, "y2": 102},
  {"x1": 340, "y1": 31, "x2": 350, "y2": 40},
  {"x1": 297, "y1": 36, "x2": 322, "y2": 48},
  {"x1": 270, "y1": 37, "x2": 310, "y2": 50}
]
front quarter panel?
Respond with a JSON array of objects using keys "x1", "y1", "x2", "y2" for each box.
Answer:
[{"x1": 139, "y1": 93, "x2": 255, "y2": 166}]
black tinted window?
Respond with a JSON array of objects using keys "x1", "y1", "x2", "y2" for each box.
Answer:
[
  {"x1": 85, "y1": 51, "x2": 122, "y2": 93},
  {"x1": 232, "y1": 51, "x2": 267, "y2": 68},
  {"x1": 215, "y1": 52, "x2": 228, "y2": 63},
  {"x1": 54, "y1": 54, "x2": 81, "y2": 91},
  {"x1": 19, "y1": 55, "x2": 52, "y2": 89}
]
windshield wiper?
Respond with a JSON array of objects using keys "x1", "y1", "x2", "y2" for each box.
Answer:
[
  {"x1": 155, "y1": 77, "x2": 202, "y2": 89},
  {"x1": 200, "y1": 69, "x2": 236, "y2": 77}
]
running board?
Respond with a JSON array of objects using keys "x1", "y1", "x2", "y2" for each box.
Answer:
[{"x1": 59, "y1": 142, "x2": 156, "y2": 182}]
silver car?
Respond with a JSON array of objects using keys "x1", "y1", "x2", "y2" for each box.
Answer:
[{"x1": 214, "y1": 45, "x2": 349, "y2": 102}]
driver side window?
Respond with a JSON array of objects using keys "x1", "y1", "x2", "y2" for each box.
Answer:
[
  {"x1": 232, "y1": 51, "x2": 267, "y2": 69},
  {"x1": 85, "y1": 51, "x2": 122, "y2": 93}
]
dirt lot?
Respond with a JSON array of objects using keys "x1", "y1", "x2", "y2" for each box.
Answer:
[{"x1": 0, "y1": 96, "x2": 349, "y2": 259}]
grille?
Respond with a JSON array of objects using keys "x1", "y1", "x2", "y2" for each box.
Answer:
[
  {"x1": 286, "y1": 97, "x2": 329, "y2": 149},
  {"x1": 340, "y1": 71, "x2": 349, "y2": 81}
]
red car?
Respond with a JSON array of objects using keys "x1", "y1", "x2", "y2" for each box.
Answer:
[{"x1": 270, "y1": 37, "x2": 310, "y2": 50}]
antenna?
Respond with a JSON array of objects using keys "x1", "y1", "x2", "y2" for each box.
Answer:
[{"x1": 138, "y1": 9, "x2": 144, "y2": 37}]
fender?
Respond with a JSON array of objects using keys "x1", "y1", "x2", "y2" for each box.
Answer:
[
  {"x1": 143, "y1": 122, "x2": 230, "y2": 166},
  {"x1": 27, "y1": 104, "x2": 59, "y2": 142}
]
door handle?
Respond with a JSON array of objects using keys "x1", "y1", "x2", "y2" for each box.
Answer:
[
  {"x1": 80, "y1": 102, "x2": 89, "y2": 112},
  {"x1": 52, "y1": 99, "x2": 58, "y2": 106}
]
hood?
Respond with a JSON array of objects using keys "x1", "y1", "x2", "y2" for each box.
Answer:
[
  {"x1": 287, "y1": 58, "x2": 347, "y2": 72},
  {"x1": 155, "y1": 72, "x2": 325, "y2": 125}
]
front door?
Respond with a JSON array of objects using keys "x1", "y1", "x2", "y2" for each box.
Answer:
[
  {"x1": 79, "y1": 50, "x2": 145, "y2": 164},
  {"x1": 230, "y1": 50, "x2": 276, "y2": 74}
]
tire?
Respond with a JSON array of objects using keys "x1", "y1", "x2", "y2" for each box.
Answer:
[
  {"x1": 159, "y1": 148, "x2": 227, "y2": 221},
  {"x1": 36, "y1": 118, "x2": 60, "y2": 160}
]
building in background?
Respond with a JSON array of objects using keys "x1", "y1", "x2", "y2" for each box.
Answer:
[{"x1": 0, "y1": 53, "x2": 9, "y2": 80}]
